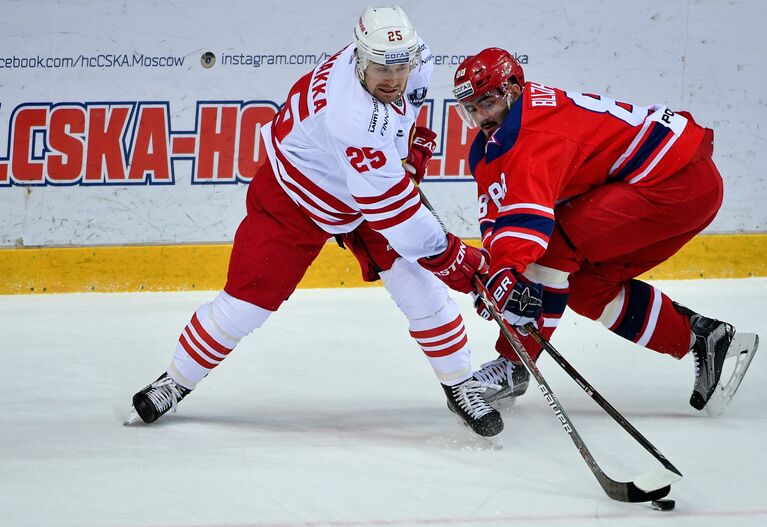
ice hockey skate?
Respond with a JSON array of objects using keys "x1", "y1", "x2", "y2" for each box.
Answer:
[
  {"x1": 687, "y1": 313, "x2": 758, "y2": 416},
  {"x1": 442, "y1": 379, "x2": 504, "y2": 446},
  {"x1": 472, "y1": 355, "x2": 530, "y2": 410},
  {"x1": 123, "y1": 373, "x2": 192, "y2": 425}
]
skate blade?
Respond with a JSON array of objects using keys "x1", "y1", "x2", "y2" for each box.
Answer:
[
  {"x1": 452, "y1": 415, "x2": 504, "y2": 450},
  {"x1": 705, "y1": 332, "x2": 759, "y2": 417},
  {"x1": 489, "y1": 394, "x2": 518, "y2": 413},
  {"x1": 482, "y1": 385, "x2": 511, "y2": 404},
  {"x1": 123, "y1": 407, "x2": 141, "y2": 426},
  {"x1": 484, "y1": 435, "x2": 504, "y2": 450}
]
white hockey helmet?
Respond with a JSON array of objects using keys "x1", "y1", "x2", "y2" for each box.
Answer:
[{"x1": 353, "y1": 5, "x2": 421, "y2": 82}]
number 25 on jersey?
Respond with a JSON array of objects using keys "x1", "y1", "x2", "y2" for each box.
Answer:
[{"x1": 346, "y1": 147, "x2": 386, "y2": 173}]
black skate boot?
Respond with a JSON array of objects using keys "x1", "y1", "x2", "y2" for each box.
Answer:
[
  {"x1": 124, "y1": 373, "x2": 191, "y2": 425},
  {"x1": 442, "y1": 379, "x2": 504, "y2": 438},
  {"x1": 675, "y1": 302, "x2": 759, "y2": 415},
  {"x1": 688, "y1": 314, "x2": 735, "y2": 411},
  {"x1": 472, "y1": 355, "x2": 530, "y2": 404}
]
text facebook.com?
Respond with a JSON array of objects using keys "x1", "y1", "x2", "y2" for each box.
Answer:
[{"x1": 0, "y1": 52, "x2": 500, "y2": 70}]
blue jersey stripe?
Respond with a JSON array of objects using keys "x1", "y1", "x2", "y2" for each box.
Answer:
[
  {"x1": 613, "y1": 122, "x2": 671, "y2": 181},
  {"x1": 469, "y1": 131, "x2": 486, "y2": 175},
  {"x1": 613, "y1": 280, "x2": 652, "y2": 342},
  {"x1": 542, "y1": 288, "x2": 568, "y2": 316},
  {"x1": 486, "y1": 99, "x2": 524, "y2": 165},
  {"x1": 495, "y1": 213, "x2": 555, "y2": 238},
  {"x1": 468, "y1": 96, "x2": 525, "y2": 173}
]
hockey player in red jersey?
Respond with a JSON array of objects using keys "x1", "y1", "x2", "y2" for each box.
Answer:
[
  {"x1": 454, "y1": 47, "x2": 758, "y2": 414},
  {"x1": 124, "y1": 7, "x2": 502, "y2": 438}
]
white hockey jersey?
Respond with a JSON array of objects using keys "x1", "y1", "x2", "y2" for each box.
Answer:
[{"x1": 260, "y1": 41, "x2": 446, "y2": 261}]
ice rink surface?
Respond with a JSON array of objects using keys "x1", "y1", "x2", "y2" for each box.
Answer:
[{"x1": 1, "y1": 278, "x2": 765, "y2": 527}]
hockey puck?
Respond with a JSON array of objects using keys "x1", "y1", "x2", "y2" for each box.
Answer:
[{"x1": 651, "y1": 499, "x2": 676, "y2": 511}]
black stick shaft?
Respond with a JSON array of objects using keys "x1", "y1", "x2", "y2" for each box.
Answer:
[{"x1": 523, "y1": 324, "x2": 682, "y2": 477}]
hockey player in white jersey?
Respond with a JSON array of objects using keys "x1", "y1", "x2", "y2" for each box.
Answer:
[{"x1": 126, "y1": 6, "x2": 503, "y2": 439}]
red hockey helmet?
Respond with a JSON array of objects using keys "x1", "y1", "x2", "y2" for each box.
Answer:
[{"x1": 453, "y1": 48, "x2": 524, "y2": 127}]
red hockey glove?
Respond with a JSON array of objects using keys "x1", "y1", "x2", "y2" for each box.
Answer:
[
  {"x1": 403, "y1": 126, "x2": 437, "y2": 184},
  {"x1": 418, "y1": 233, "x2": 489, "y2": 294},
  {"x1": 475, "y1": 268, "x2": 543, "y2": 328}
]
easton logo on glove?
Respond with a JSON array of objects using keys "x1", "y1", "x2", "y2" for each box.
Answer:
[
  {"x1": 418, "y1": 233, "x2": 488, "y2": 294},
  {"x1": 404, "y1": 126, "x2": 438, "y2": 183},
  {"x1": 433, "y1": 242, "x2": 465, "y2": 276},
  {"x1": 412, "y1": 134, "x2": 437, "y2": 153}
]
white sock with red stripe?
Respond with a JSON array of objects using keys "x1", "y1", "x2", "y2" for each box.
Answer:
[
  {"x1": 381, "y1": 258, "x2": 472, "y2": 386},
  {"x1": 168, "y1": 290, "x2": 272, "y2": 389},
  {"x1": 409, "y1": 303, "x2": 472, "y2": 386}
]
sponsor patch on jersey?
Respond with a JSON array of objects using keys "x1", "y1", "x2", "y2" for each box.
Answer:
[
  {"x1": 453, "y1": 80, "x2": 474, "y2": 100},
  {"x1": 368, "y1": 99, "x2": 380, "y2": 133},
  {"x1": 408, "y1": 87, "x2": 427, "y2": 107},
  {"x1": 384, "y1": 51, "x2": 410, "y2": 65},
  {"x1": 381, "y1": 104, "x2": 390, "y2": 136}
]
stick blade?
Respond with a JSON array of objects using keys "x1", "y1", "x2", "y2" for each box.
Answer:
[
  {"x1": 624, "y1": 483, "x2": 671, "y2": 503},
  {"x1": 601, "y1": 479, "x2": 671, "y2": 503},
  {"x1": 634, "y1": 467, "x2": 683, "y2": 492},
  {"x1": 598, "y1": 469, "x2": 678, "y2": 503}
]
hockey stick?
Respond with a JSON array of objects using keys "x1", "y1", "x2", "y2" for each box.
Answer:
[
  {"x1": 473, "y1": 280, "x2": 677, "y2": 502},
  {"x1": 523, "y1": 323, "x2": 684, "y2": 479},
  {"x1": 416, "y1": 187, "x2": 678, "y2": 502}
]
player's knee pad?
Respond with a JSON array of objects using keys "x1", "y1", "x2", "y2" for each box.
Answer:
[
  {"x1": 596, "y1": 287, "x2": 626, "y2": 327},
  {"x1": 206, "y1": 290, "x2": 272, "y2": 341},
  {"x1": 380, "y1": 257, "x2": 449, "y2": 320},
  {"x1": 523, "y1": 263, "x2": 569, "y2": 288}
]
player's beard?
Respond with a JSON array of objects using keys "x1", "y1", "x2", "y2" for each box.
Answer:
[
  {"x1": 372, "y1": 82, "x2": 405, "y2": 104},
  {"x1": 480, "y1": 119, "x2": 500, "y2": 137}
]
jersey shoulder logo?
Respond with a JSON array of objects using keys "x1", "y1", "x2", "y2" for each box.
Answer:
[{"x1": 407, "y1": 87, "x2": 427, "y2": 107}]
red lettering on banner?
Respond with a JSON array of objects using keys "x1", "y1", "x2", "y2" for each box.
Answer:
[
  {"x1": 128, "y1": 105, "x2": 171, "y2": 182},
  {"x1": 196, "y1": 104, "x2": 238, "y2": 181},
  {"x1": 238, "y1": 103, "x2": 277, "y2": 181},
  {"x1": 441, "y1": 103, "x2": 472, "y2": 178},
  {"x1": 415, "y1": 102, "x2": 442, "y2": 177},
  {"x1": 172, "y1": 136, "x2": 196, "y2": 155},
  {"x1": 0, "y1": 95, "x2": 474, "y2": 187},
  {"x1": 85, "y1": 106, "x2": 131, "y2": 182},
  {"x1": 47, "y1": 106, "x2": 86, "y2": 183},
  {"x1": 10, "y1": 106, "x2": 47, "y2": 183}
]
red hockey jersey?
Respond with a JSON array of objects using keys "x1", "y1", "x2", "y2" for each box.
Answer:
[{"x1": 470, "y1": 81, "x2": 708, "y2": 273}]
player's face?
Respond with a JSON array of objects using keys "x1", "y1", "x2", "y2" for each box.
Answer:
[
  {"x1": 461, "y1": 91, "x2": 510, "y2": 137},
  {"x1": 364, "y1": 62, "x2": 410, "y2": 104}
]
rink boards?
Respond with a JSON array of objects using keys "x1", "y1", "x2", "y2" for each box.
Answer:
[{"x1": 1, "y1": 233, "x2": 765, "y2": 294}]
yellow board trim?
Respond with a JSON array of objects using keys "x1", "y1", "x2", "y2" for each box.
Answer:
[{"x1": 1, "y1": 234, "x2": 766, "y2": 295}]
